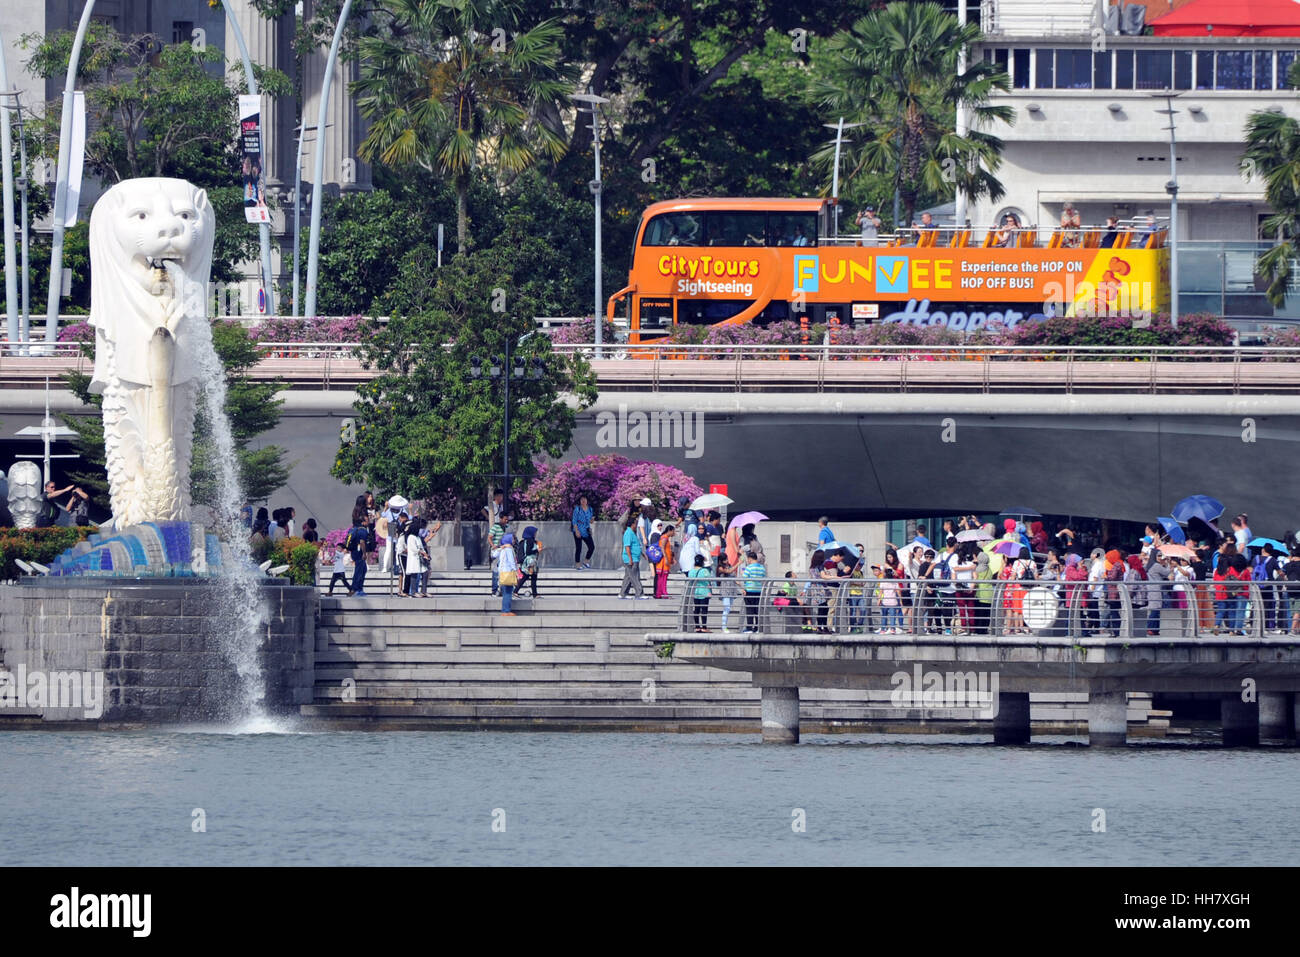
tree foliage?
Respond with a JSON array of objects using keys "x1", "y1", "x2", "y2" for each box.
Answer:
[
  {"x1": 1242, "y1": 59, "x2": 1300, "y2": 307},
  {"x1": 811, "y1": 1, "x2": 1013, "y2": 229},
  {"x1": 331, "y1": 246, "x2": 598, "y2": 506}
]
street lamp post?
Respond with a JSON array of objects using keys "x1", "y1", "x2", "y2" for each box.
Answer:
[
  {"x1": 570, "y1": 93, "x2": 609, "y2": 357},
  {"x1": 1153, "y1": 89, "x2": 1182, "y2": 329},
  {"x1": 470, "y1": 331, "x2": 542, "y2": 509},
  {"x1": 821, "y1": 119, "x2": 864, "y2": 239},
  {"x1": 291, "y1": 122, "x2": 320, "y2": 318}
]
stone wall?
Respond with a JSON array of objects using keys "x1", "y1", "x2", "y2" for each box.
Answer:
[{"x1": 0, "y1": 580, "x2": 317, "y2": 725}]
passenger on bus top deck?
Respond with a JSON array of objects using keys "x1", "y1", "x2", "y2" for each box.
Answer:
[
  {"x1": 791, "y1": 224, "x2": 810, "y2": 247},
  {"x1": 856, "y1": 206, "x2": 881, "y2": 244},
  {"x1": 1100, "y1": 215, "x2": 1121, "y2": 249}
]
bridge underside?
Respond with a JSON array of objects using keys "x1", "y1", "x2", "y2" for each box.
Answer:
[{"x1": 3, "y1": 389, "x2": 1297, "y2": 532}]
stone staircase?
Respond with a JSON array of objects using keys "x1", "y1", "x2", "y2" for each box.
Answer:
[{"x1": 301, "y1": 569, "x2": 1169, "y2": 734}]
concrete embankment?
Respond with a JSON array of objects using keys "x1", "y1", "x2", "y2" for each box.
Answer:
[{"x1": 301, "y1": 569, "x2": 1166, "y2": 734}]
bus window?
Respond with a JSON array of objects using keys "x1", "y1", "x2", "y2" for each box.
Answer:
[
  {"x1": 643, "y1": 212, "x2": 703, "y2": 246},
  {"x1": 676, "y1": 299, "x2": 755, "y2": 324},
  {"x1": 638, "y1": 297, "x2": 673, "y2": 332},
  {"x1": 768, "y1": 212, "x2": 818, "y2": 247},
  {"x1": 703, "y1": 211, "x2": 767, "y2": 247}
]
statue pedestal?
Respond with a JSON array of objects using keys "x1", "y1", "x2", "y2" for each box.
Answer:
[{"x1": 426, "y1": 546, "x2": 464, "y2": 571}]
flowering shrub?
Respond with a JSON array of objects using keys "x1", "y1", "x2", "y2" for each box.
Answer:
[
  {"x1": 547, "y1": 317, "x2": 617, "y2": 345},
  {"x1": 517, "y1": 454, "x2": 703, "y2": 520},
  {"x1": 0, "y1": 526, "x2": 97, "y2": 581},
  {"x1": 57, "y1": 320, "x2": 95, "y2": 343},
  {"x1": 322, "y1": 527, "x2": 382, "y2": 564},
  {"x1": 1000, "y1": 312, "x2": 1234, "y2": 349},
  {"x1": 250, "y1": 315, "x2": 372, "y2": 344}
]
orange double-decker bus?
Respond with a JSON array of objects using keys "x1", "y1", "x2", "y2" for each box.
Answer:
[{"x1": 606, "y1": 198, "x2": 1169, "y2": 343}]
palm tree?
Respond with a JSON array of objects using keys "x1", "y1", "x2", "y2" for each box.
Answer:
[
  {"x1": 353, "y1": 0, "x2": 572, "y2": 255},
  {"x1": 812, "y1": 1, "x2": 1013, "y2": 229},
  {"x1": 1242, "y1": 60, "x2": 1300, "y2": 307}
]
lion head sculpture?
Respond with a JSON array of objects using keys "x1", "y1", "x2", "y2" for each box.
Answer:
[{"x1": 88, "y1": 178, "x2": 215, "y2": 395}]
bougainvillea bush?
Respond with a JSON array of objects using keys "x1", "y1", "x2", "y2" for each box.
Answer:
[
  {"x1": 251, "y1": 315, "x2": 372, "y2": 344},
  {"x1": 546, "y1": 317, "x2": 618, "y2": 345},
  {"x1": 997, "y1": 312, "x2": 1234, "y2": 349},
  {"x1": 517, "y1": 454, "x2": 703, "y2": 520},
  {"x1": 57, "y1": 320, "x2": 95, "y2": 343}
]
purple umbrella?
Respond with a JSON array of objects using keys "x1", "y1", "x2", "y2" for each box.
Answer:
[
  {"x1": 993, "y1": 540, "x2": 1024, "y2": 558},
  {"x1": 727, "y1": 511, "x2": 769, "y2": 531}
]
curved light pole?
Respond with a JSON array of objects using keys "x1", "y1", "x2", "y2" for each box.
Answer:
[
  {"x1": 0, "y1": 31, "x2": 19, "y2": 345},
  {"x1": 1153, "y1": 89, "x2": 1181, "y2": 329},
  {"x1": 221, "y1": 0, "x2": 275, "y2": 316},
  {"x1": 304, "y1": 0, "x2": 355, "y2": 319},
  {"x1": 42, "y1": 0, "x2": 96, "y2": 345},
  {"x1": 570, "y1": 93, "x2": 608, "y2": 356}
]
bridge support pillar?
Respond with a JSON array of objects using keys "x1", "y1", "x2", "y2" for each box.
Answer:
[
  {"x1": 1221, "y1": 696, "x2": 1260, "y2": 748},
  {"x1": 992, "y1": 692, "x2": 1030, "y2": 745},
  {"x1": 761, "y1": 686, "x2": 799, "y2": 744},
  {"x1": 1258, "y1": 692, "x2": 1289, "y2": 742},
  {"x1": 1087, "y1": 691, "x2": 1128, "y2": 748}
]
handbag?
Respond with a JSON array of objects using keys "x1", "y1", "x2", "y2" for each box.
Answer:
[{"x1": 498, "y1": 568, "x2": 519, "y2": 587}]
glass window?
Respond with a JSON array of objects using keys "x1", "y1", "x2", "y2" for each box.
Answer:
[
  {"x1": 675, "y1": 300, "x2": 755, "y2": 324},
  {"x1": 1281, "y1": 51, "x2": 1299, "y2": 89},
  {"x1": 1055, "y1": 49, "x2": 1091, "y2": 89},
  {"x1": 1196, "y1": 50, "x2": 1214, "y2": 89},
  {"x1": 1115, "y1": 49, "x2": 1134, "y2": 89},
  {"x1": 994, "y1": 48, "x2": 1009, "y2": 74},
  {"x1": 768, "y1": 213, "x2": 818, "y2": 247},
  {"x1": 1216, "y1": 51, "x2": 1252, "y2": 89},
  {"x1": 1093, "y1": 50, "x2": 1112, "y2": 89},
  {"x1": 1013, "y1": 48, "x2": 1030, "y2": 89},
  {"x1": 1035, "y1": 48, "x2": 1054, "y2": 89},
  {"x1": 702, "y1": 211, "x2": 769, "y2": 247},
  {"x1": 1174, "y1": 50, "x2": 1192, "y2": 90},
  {"x1": 1135, "y1": 50, "x2": 1171, "y2": 90},
  {"x1": 643, "y1": 212, "x2": 703, "y2": 246},
  {"x1": 1254, "y1": 51, "x2": 1274, "y2": 90}
]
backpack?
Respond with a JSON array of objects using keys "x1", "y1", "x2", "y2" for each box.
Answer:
[
  {"x1": 646, "y1": 543, "x2": 663, "y2": 564},
  {"x1": 345, "y1": 526, "x2": 366, "y2": 554},
  {"x1": 1251, "y1": 558, "x2": 1268, "y2": 582}
]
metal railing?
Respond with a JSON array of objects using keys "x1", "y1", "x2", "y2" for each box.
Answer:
[
  {"x1": 673, "y1": 577, "x2": 1300, "y2": 640},
  {"x1": 5, "y1": 340, "x2": 1300, "y2": 395}
]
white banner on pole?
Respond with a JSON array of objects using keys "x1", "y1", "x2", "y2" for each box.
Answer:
[
  {"x1": 63, "y1": 91, "x2": 86, "y2": 228},
  {"x1": 239, "y1": 94, "x2": 271, "y2": 224}
]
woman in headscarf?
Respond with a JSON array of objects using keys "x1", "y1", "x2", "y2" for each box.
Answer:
[{"x1": 1029, "y1": 521, "x2": 1048, "y2": 553}]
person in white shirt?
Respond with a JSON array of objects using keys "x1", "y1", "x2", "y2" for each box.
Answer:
[{"x1": 1087, "y1": 548, "x2": 1108, "y2": 635}]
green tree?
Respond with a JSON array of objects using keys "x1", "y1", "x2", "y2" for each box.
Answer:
[
  {"x1": 812, "y1": 1, "x2": 1013, "y2": 229},
  {"x1": 1242, "y1": 59, "x2": 1300, "y2": 307},
  {"x1": 22, "y1": 26, "x2": 291, "y2": 287},
  {"x1": 353, "y1": 0, "x2": 572, "y2": 255},
  {"x1": 331, "y1": 247, "x2": 598, "y2": 508},
  {"x1": 62, "y1": 322, "x2": 290, "y2": 515}
]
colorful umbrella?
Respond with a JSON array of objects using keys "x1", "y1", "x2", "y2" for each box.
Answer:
[
  {"x1": 1170, "y1": 494, "x2": 1224, "y2": 525},
  {"x1": 1157, "y1": 516, "x2": 1186, "y2": 545},
  {"x1": 1157, "y1": 543, "x2": 1197, "y2": 559},
  {"x1": 992, "y1": 540, "x2": 1024, "y2": 557},
  {"x1": 1247, "y1": 537, "x2": 1290, "y2": 555},
  {"x1": 727, "y1": 510, "x2": 769, "y2": 531}
]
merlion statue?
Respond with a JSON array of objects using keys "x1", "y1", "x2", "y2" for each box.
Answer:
[
  {"x1": 6, "y1": 461, "x2": 42, "y2": 528},
  {"x1": 87, "y1": 179, "x2": 215, "y2": 529}
]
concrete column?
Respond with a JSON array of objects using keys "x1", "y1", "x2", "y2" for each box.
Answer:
[
  {"x1": 444, "y1": 629, "x2": 460, "y2": 651},
  {"x1": 593, "y1": 630, "x2": 610, "y2": 654},
  {"x1": 1087, "y1": 690, "x2": 1128, "y2": 748},
  {"x1": 1221, "y1": 696, "x2": 1260, "y2": 748},
  {"x1": 761, "y1": 686, "x2": 799, "y2": 743},
  {"x1": 1258, "y1": 692, "x2": 1289, "y2": 742},
  {"x1": 1294, "y1": 695, "x2": 1300, "y2": 747},
  {"x1": 992, "y1": 692, "x2": 1031, "y2": 745},
  {"x1": 520, "y1": 630, "x2": 536, "y2": 652},
  {"x1": 301, "y1": 0, "x2": 372, "y2": 193}
]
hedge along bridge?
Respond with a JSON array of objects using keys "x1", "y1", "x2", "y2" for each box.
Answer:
[
  {"x1": 646, "y1": 577, "x2": 1300, "y2": 746},
  {"x1": 3, "y1": 341, "x2": 1300, "y2": 394}
]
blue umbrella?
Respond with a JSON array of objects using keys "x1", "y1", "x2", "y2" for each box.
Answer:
[
  {"x1": 1170, "y1": 494, "x2": 1225, "y2": 525},
  {"x1": 1248, "y1": 537, "x2": 1290, "y2": 555},
  {"x1": 819, "y1": 541, "x2": 860, "y2": 558},
  {"x1": 1157, "y1": 516, "x2": 1186, "y2": 545}
]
